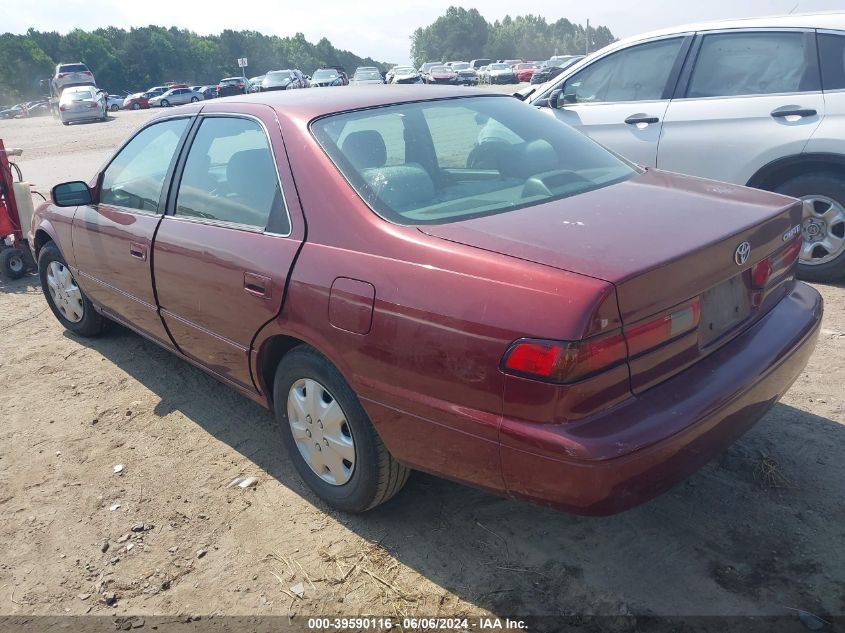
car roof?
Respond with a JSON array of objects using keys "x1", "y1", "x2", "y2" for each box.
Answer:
[
  {"x1": 217, "y1": 85, "x2": 501, "y2": 121},
  {"x1": 613, "y1": 11, "x2": 845, "y2": 47}
]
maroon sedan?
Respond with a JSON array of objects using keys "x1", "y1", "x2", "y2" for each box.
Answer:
[
  {"x1": 425, "y1": 65, "x2": 458, "y2": 84},
  {"x1": 30, "y1": 87, "x2": 821, "y2": 515}
]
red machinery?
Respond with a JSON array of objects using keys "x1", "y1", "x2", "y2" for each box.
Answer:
[{"x1": 0, "y1": 139, "x2": 37, "y2": 280}]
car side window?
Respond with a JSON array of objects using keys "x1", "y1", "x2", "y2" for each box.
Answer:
[
  {"x1": 175, "y1": 116, "x2": 287, "y2": 231},
  {"x1": 687, "y1": 31, "x2": 819, "y2": 98},
  {"x1": 819, "y1": 33, "x2": 845, "y2": 91},
  {"x1": 562, "y1": 38, "x2": 684, "y2": 103},
  {"x1": 100, "y1": 118, "x2": 189, "y2": 212}
]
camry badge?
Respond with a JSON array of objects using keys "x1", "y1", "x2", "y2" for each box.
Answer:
[{"x1": 734, "y1": 241, "x2": 751, "y2": 266}]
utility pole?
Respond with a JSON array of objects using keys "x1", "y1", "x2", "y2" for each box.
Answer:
[{"x1": 586, "y1": 19, "x2": 590, "y2": 55}]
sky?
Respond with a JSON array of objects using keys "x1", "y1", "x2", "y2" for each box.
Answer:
[{"x1": 3, "y1": 0, "x2": 844, "y2": 65}]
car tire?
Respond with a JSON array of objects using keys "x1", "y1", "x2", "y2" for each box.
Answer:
[
  {"x1": 110, "y1": 104, "x2": 119, "y2": 112},
  {"x1": 190, "y1": 97, "x2": 198, "y2": 102},
  {"x1": 273, "y1": 345, "x2": 409, "y2": 513},
  {"x1": 161, "y1": 99, "x2": 170, "y2": 107},
  {"x1": 38, "y1": 242, "x2": 106, "y2": 337},
  {"x1": 774, "y1": 172, "x2": 845, "y2": 282},
  {"x1": 62, "y1": 121, "x2": 69, "y2": 126},
  {"x1": 132, "y1": 103, "x2": 140, "y2": 110},
  {"x1": 0, "y1": 248, "x2": 27, "y2": 280}
]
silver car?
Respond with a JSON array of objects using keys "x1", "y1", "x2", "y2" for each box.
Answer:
[
  {"x1": 148, "y1": 88, "x2": 204, "y2": 107},
  {"x1": 58, "y1": 86, "x2": 107, "y2": 125},
  {"x1": 53, "y1": 62, "x2": 96, "y2": 91}
]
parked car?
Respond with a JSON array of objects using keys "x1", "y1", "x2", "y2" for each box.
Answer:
[
  {"x1": 486, "y1": 62, "x2": 518, "y2": 84},
  {"x1": 149, "y1": 88, "x2": 204, "y2": 107},
  {"x1": 311, "y1": 68, "x2": 347, "y2": 87},
  {"x1": 260, "y1": 70, "x2": 308, "y2": 91},
  {"x1": 469, "y1": 58, "x2": 493, "y2": 70},
  {"x1": 419, "y1": 61, "x2": 443, "y2": 74},
  {"x1": 514, "y1": 62, "x2": 541, "y2": 83},
  {"x1": 53, "y1": 62, "x2": 95, "y2": 91},
  {"x1": 424, "y1": 65, "x2": 458, "y2": 84},
  {"x1": 248, "y1": 76, "x2": 266, "y2": 93},
  {"x1": 530, "y1": 56, "x2": 584, "y2": 85},
  {"x1": 106, "y1": 94, "x2": 125, "y2": 112},
  {"x1": 58, "y1": 86, "x2": 107, "y2": 125},
  {"x1": 390, "y1": 66, "x2": 422, "y2": 84},
  {"x1": 123, "y1": 92, "x2": 153, "y2": 110},
  {"x1": 217, "y1": 77, "x2": 247, "y2": 97},
  {"x1": 147, "y1": 86, "x2": 171, "y2": 96},
  {"x1": 528, "y1": 12, "x2": 845, "y2": 280},
  {"x1": 26, "y1": 101, "x2": 52, "y2": 117},
  {"x1": 449, "y1": 62, "x2": 479, "y2": 85},
  {"x1": 32, "y1": 86, "x2": 822, "y2": 515},
  {"x1": 351, "y1": 69, "x2": 385, "y2": 85},
  {"x1": 0, "y1": 104, "x2": 24, "y2": 119},
  {"x1": 198, "y1": 85, "x2": 218, "y2": 100}
]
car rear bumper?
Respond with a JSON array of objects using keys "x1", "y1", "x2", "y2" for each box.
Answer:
[
  {"x1": 500, "y1": 281, "x2": 823, "y2": 515},
  {"x1": 60, "y1": 109, "x2": 102, "y2": 122}
]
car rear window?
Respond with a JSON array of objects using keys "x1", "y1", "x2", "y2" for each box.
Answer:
[
  {"x1": 311, "y1": 96, "x2": 636, "y2": 226},
  {"x1": 59, "y1": 64, "x2": 89, "y2": 73},
  {"x1": 60, "y1": 89, "x2": 95, "y2": 102}
]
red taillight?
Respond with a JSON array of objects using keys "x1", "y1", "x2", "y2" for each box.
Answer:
[
  {"x1": 89, "y1": 102, "x2": 98, "y2": 108},
  {"x1": 57, "y1": 73, "x2": 65, "y2": 78},
  {"x1": 84, "y1": 70, "x2": 92, "y2": 75},
  {"x1": 59, "y1": 104, "x2": 66, "y2": 111},
  {"x1": 502, "y1": 332, "x2": 627, "y2": 384},
  {"x1": 624, "y1": 297, "x2": 700, "y2": 357},
  {"x1": 751, "y1": 234, "x2": 801, "y2": 289}
]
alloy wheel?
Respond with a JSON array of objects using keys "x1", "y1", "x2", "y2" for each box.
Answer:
[
  {"x1": 46, "y1": 261, "x2": 84, "y2": 323},
  {"x1": 287, "y1": 378, "x2": 356, "y2": 486},
  {"x1": 800, "y1": 195, "x2": 845, "y2": 266}
]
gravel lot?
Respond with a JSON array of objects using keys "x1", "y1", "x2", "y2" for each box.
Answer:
[{"x1": 1, "y1": 97, "x2": 844, "y2": 625}]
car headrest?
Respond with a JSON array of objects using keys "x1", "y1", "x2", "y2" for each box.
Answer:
[
  {"x1": 361, "y1": 164, "x2": 435, "y2": 210},
  {"x1": 341, "y1": 130, "x2": 387, "y2": 170}
]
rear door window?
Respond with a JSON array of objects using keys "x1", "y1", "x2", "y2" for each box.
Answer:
[
  {"x1": 100, "y1": 118, "x2": 189, "y2": 212},
  {"x1": 686, "y1": 31, "x2": 819, "y2": 97},
  {"x1": 819, "y1": 32, "x2": 845, "y2": 91},
  {"x1": 175, "y1": 116, "x2": 287, "y2": 231},
  {"x1": 562, "y1": 38, "x2": 684, "y2": 103}
]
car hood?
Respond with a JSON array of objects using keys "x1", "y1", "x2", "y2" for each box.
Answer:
[{"x1": 418, "y1": 169, "x2": 801, "y2": 322}]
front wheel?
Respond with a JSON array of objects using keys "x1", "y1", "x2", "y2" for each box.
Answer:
[
  {"x1": 132, "y1": 102, "x2": 140, "y2": 110},
  {"x1": 38, "y1": 242, "x2": 106, "y2": 336},
  {"x1": 110, "y1": 104, "x2": 119, "y2": 112},
  {"x1": 775, "y1": 172, "x2": 845, "y2": 282},
  {"x1": 0, "y1": 248, "x2": 26, "y2": 280},
  {"x1": 190, "y1": 96, "x2": 198, "y2": 102},
  {"x1": 160, "y1": 99, "x2": 170, "y2": 107},
  {"x1": 273, "y1": 346, "x2": 409, "y2": 512}
]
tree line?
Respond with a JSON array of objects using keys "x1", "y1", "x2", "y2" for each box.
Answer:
[
  {"x1": 0, "y1": 27, "x2": 387, "y2": 102},
  {"x1": 411, "y1": 7, "x2": 616, "y2": 66}
]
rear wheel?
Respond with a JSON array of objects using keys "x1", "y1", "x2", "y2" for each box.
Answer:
[
  {"x1": 0, "y1": 248, "x2": 26, "y2": 280},
  {"x1": 775, "y1": 172, "x2": 845, "y2": 282},
  {"x1": 38, "y1": 242, "x2": 106, "y2": 336},
  {"x1": 190, "y1": 96, "x2": 199, "y2": 103},
  {"x1": 161, "y1": 99, "x2": 170, "y2": 107},
  {"x1": 273, "y1": 346, "x2": 409, "y2": 512},
  {"x1": 132, "y1": 102, "x2": 140, "y2": 110},
  {"x1": 109, "y1": 104, "x2": 119, "y2": 112}
]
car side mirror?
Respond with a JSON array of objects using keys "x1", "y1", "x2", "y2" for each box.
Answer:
[
  {"x1": 549, "y1": 89, "x2": 563, "y2": 109},
  {"x1": 52, "y1": 181, "x2": 93, "y2": 207}
]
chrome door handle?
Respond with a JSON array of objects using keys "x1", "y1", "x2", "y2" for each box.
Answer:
[
  {"x1": 129, "y1": 242, "x2": 147, "y2": 261},
  {"x1": 244, "y1": 272, "x2": 271, "y2": 298}
]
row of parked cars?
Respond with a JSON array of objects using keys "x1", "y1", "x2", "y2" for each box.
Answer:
[{"x1": 396, "y1": 56, "x2": 586, "y2": 87}]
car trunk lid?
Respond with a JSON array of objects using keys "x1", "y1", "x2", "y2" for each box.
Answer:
[{"x1": 419, "y1": 170, "x2": 803, "y2": 392}]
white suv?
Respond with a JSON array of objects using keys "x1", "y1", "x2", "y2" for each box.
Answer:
[
  {"x1": 527, "y1": 12, "x2": 845, "y2": 281},
  {"x1": 53, "y1": 62, "x2": 96, "y2": 92}
]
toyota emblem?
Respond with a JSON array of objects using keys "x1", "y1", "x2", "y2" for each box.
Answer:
[{"x1": 734, "y1": 241, "x2": 751, "y2": 266}]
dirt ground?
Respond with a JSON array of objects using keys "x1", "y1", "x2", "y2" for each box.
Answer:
[{"x1": 1, "y1": 105, "x2": 844, "y2": 626}]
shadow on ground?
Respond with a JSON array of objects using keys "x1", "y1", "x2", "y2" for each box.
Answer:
[{"x1": 72, "y1": 323, "x2": 845, "y2": 620}]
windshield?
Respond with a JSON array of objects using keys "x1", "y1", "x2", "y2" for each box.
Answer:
[
  {"x1": 314, "y1": 70, "x2": 339, "y2": 80},
  {"x1": 354, "y1": 71, "x2": 381, "y2": 80},
  {"x1": 311, "y1": 96, "x2": 636, "y2": 226},
  {"x1": 490, "y1": 64, "x2": 509, "y2": 70},
  {"x1": 395, "y1": 67, "x2": 415, "y2": 74},
  {"x1": 451, "y1": 63, "x2": 470, "y2": 70},
  {"x1": 59, "y1": 64, "x2": 88, "y2": 73},
  {"x1": 267, "y1": 71, "x2": 293, "y2": 80},
  {"x1": 430, "y1": 66, "x2": 450, "y2": 73}
]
